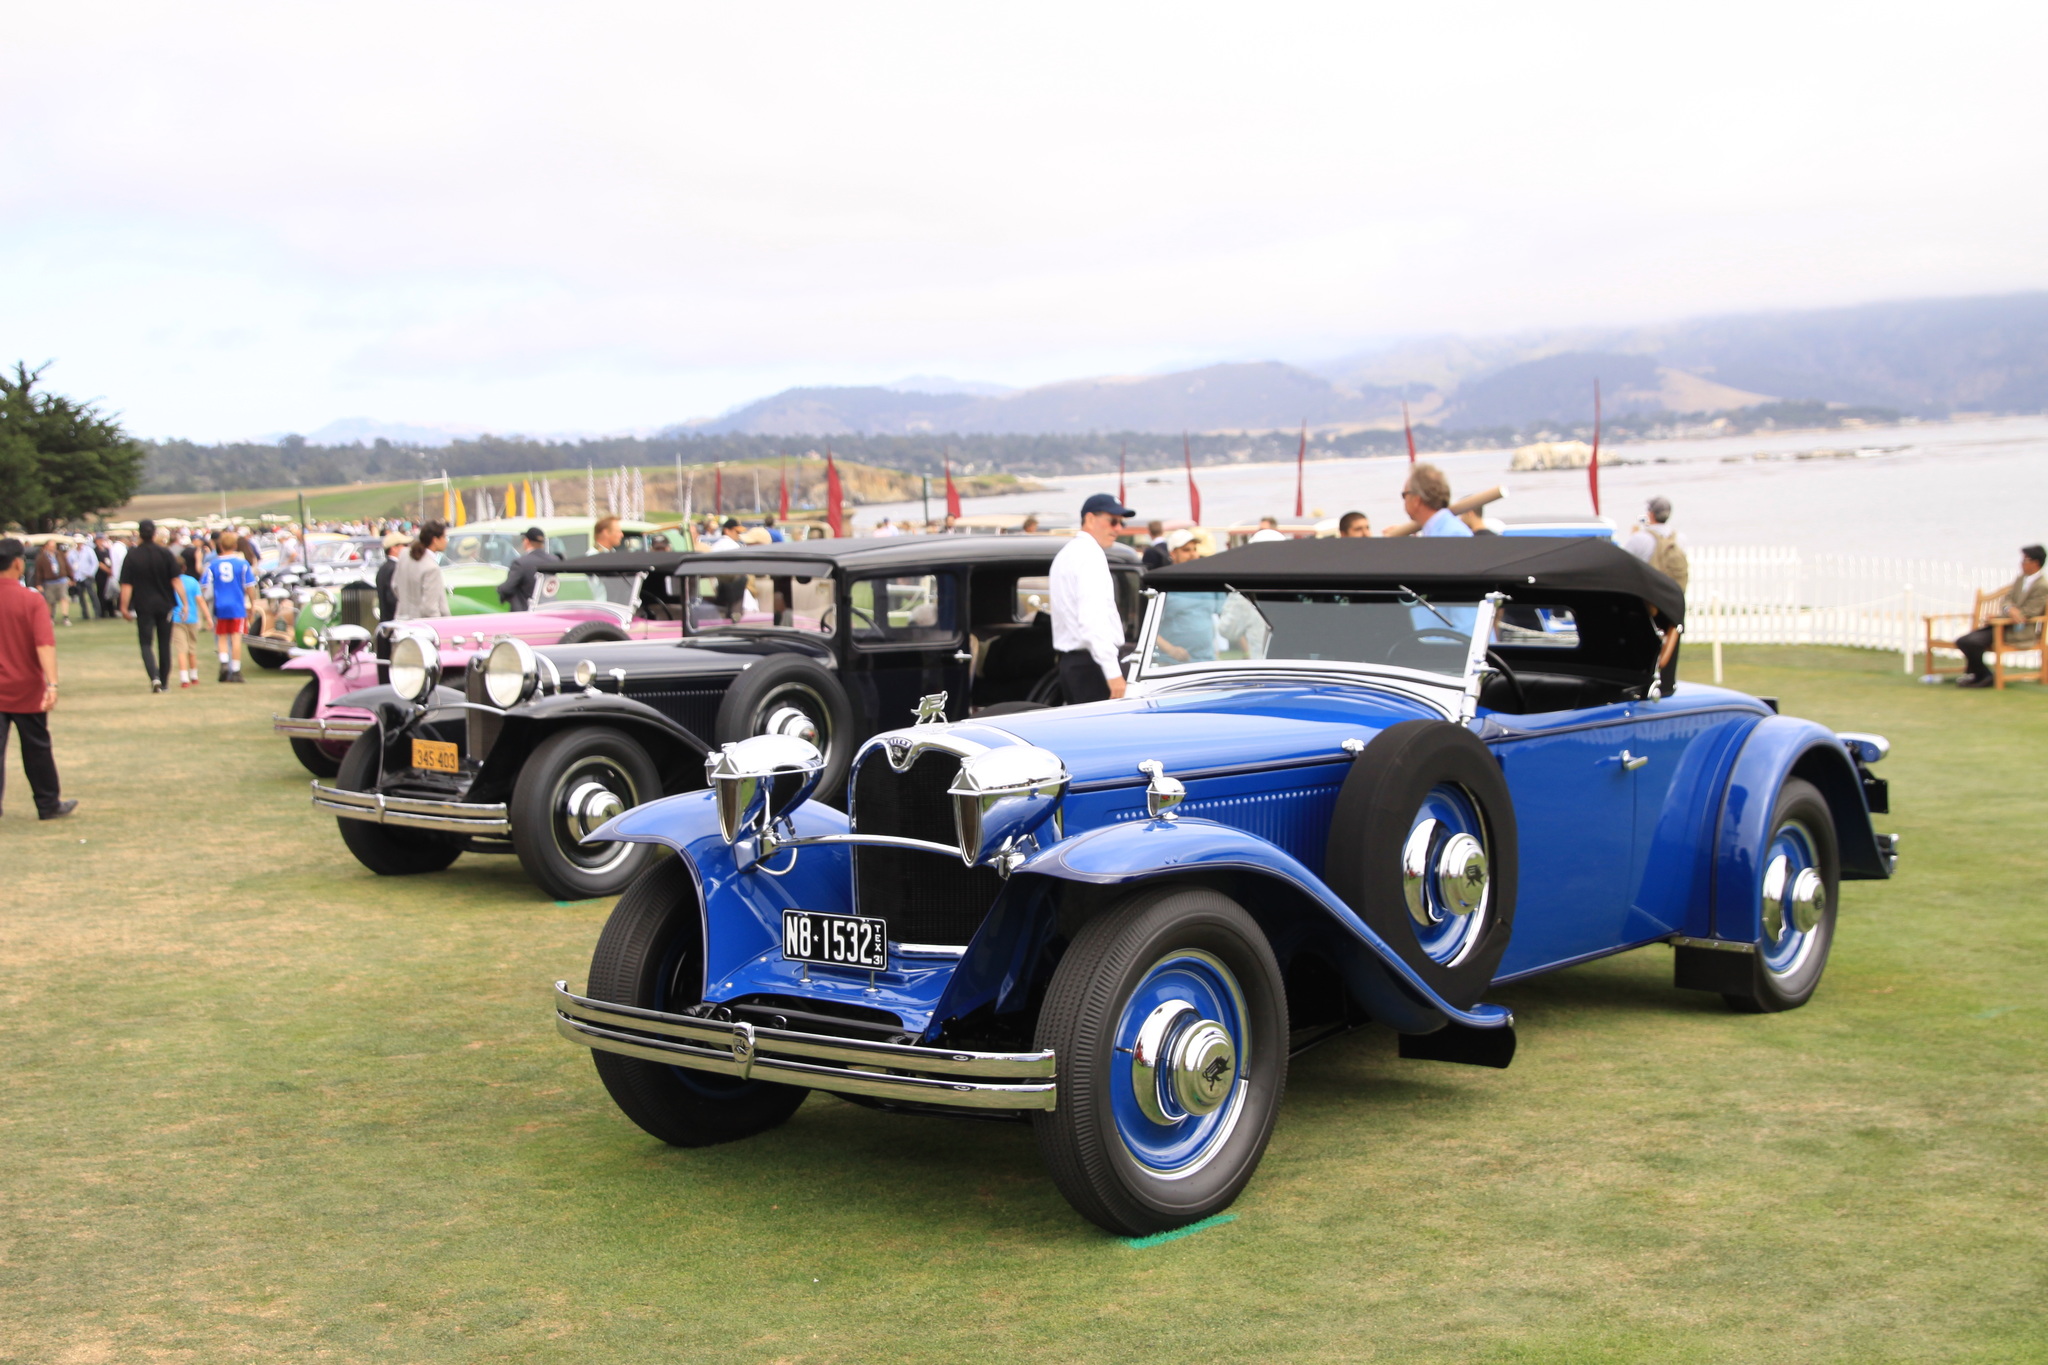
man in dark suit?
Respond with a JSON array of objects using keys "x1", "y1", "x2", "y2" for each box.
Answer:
[
  {"x1": 496, "y1": 527, "x2": 558, "y2": 613},
  {"x1": 374, "y1": 537, "x2": 403, "y2": 623},
  {"x1": 1957, "y1": 544, "x2": 2047, "y2": 688}
]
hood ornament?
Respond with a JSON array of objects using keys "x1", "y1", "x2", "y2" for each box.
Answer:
[{"x1": 913, "y1": 692, "x2": 949, "y2": 725}]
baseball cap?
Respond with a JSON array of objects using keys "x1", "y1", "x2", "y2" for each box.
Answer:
[
  {"x1": 523, "y1": 525, "x2": 546, "y2": 543},
  {"x1": 1166, "y1": 528, "x2": 1196, "y2": 550},
  {"x1": 1080, "y1": 493, "x2": 1135, "y2": 520}
]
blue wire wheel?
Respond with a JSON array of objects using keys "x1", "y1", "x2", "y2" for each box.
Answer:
[
  {"x1": 1109, "y1": 949, "x2": 1252, "y2": 1178},
  {"x1": 1398, "y1": 783, "x2": 1492, "y2": 969}
]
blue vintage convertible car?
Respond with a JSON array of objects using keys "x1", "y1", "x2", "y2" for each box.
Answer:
[{"x1": 554, "y1": 537, "x2": 1897, "y2": 1234}]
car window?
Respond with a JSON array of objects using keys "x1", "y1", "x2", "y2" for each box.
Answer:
[
  {"x1": 536, "y1": 571, "x2": 642, "y2": 609},
  {"x1": 849, "y1": 573, "x2": 957, "y2": 645},
  {"x1": 1013, "y1": 576, "x2": 1050, "y2": 623},
  {"x1": 547, "y1": 534, "x2": 589, "y2": 558},
  {"x1": 683, "y1": 573, "x2": 836, "y2": 633},
  {"x1": 1495, "y1": 605, "x2": 1581, "y2": 648}
]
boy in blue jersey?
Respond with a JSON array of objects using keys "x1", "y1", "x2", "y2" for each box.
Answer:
[{"x1": 208, "y1": 530, "x2": 252, "y2": 683}]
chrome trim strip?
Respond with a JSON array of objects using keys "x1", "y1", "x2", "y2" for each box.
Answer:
[
  {"x1": 310, "y1": 780, "x2": 512, "y2": 836},
  {"x1": 272, "y1": 715, "x2": 375, "y2": 740},
  {"x1": 766, "y1": 831, "x2": 962, "y2": 859}
]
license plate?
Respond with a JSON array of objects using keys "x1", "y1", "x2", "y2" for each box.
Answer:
[
  {"x1": 411, "y1": 738, "x2": 461, "y2": 773},
  {"x1": 782, "y1": 910, "x2": 888, "y2": 969}
]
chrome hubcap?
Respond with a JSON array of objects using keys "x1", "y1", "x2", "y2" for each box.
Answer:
[
  {"x1": 1762, "y1": 854, "x2": 1827, "y2": 941},
  {"x1": 562, "y1": 779, "x2": 626, "y2": 843},
  {"x1": 1399, "y1": 786, "x2": 1491, "y2": 967},
  {"x1": 1131, "y1": 1001, "x2": 1237, "y2": 1123},
  {"x1": 761, "y1": 704, "x2": 820, "y2": 746}
]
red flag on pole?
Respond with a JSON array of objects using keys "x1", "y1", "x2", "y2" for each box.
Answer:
[
  {"x1": 1589, "y1": 379, "x2": 1602, "y2": 516},
  {"x1": 779, "y1": 457, "x2": 790, "y2": 520},
  {"x1": 943, "y1": 451, "x2": 962, "y2": 520},
  {"x1": 714, "y1": 464, "x2": 723, "y2": 516},
  {"x1": 1118, "y1": 443, "x2": 1127, "y2": 509},
  {"x1": 825, "y1": 445, "x2": 844, "y2": 537},
  {"x1": 1183, "y1": 432, "x2": 1201, "y2": 524},
  {"x1": 1294, "y1": 418, "x2": 1307, "y2": 518},
  {"x1": 1403, "y1": 400, "x2": 1416, "y2": 464}
]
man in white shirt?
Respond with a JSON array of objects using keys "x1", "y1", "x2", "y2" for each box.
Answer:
[
  {"x1": 1402, "y1": 464, "x2": 1473, "y2": 538},
  {"x1": 1051, "y1": 493, "x2": 1134, "y2": 703}
]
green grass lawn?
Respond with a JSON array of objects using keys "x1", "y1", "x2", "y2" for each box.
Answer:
[{"x1": 2, "y1": 630, "x2": 2043, "y2": 1363}]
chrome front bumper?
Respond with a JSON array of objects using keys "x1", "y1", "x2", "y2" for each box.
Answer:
[
  {"x1": 273, "y1": 714, "x2": 373, "y2": 742},
  {"x1": 311, "y1": 781, "x2": 512, "y2": 836},
  {"x1": 553, "y1": 981, "x2": 1058, "y2": 1111}
]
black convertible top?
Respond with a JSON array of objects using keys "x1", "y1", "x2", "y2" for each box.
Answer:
[{"x1": 1147, "y1": 536, "x2": 1685, "y2": 624}]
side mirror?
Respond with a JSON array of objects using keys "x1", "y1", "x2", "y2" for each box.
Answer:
[{"x1": 707, "y1": 734, "x2": 826, "y2": 844}]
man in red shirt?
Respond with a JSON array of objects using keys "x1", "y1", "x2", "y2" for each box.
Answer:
[{"x1": 0, "y1": 539, "x2": 74, "y2": 819}]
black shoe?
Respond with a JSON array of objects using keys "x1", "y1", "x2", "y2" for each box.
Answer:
[
  {"x1": 1957, "y1": 676, "x2": 1993, "y2": 689},
  {"x1": 217, "y1": 666, "x2": 229, "y2": 683},
  {"x1": 151, "y1": 679, "x2": 166, "y2": 693},
  {"x1": 226, "y1": 672, "x2": 245, "y2": 684},
  {"x1": 39, "y1": 800, "x2": 77, "y2": 820}
]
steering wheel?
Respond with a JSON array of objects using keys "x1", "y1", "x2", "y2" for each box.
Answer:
[
  {"x1": 1483, "y1": 648, "x2": 1526, "y2": 711},
  {"x1": 1385, "y1": 626, "x2": 1469, "y2": 665}
]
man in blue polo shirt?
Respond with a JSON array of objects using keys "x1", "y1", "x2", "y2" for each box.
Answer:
[
  {"x1": 207, "y1": 531, "x2": 253, "y2": 683},
  {"x1": 1402, "y1": 463, "x2": 1473, "y2": 537}
]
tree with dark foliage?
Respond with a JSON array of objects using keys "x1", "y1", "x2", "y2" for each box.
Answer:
[{"x1": 0, "y1": 363, "x2": 146, "y2": 530}]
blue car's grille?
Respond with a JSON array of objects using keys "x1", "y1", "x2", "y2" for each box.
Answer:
[{"x1": 852, "y1": 750, "x2": 1003, "y2": 946}]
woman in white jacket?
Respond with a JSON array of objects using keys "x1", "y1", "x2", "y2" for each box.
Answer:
[{"x1": 391, "y1": 521, "x2": 451, "y2": 620}]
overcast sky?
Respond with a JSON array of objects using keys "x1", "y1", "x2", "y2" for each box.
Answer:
[{"x1": 5, "y1": 0, "x2": 2044, "y2": 441}]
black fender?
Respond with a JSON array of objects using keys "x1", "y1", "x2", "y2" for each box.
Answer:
[{"x1": 470, "y1": 691, "x2": 712, "y2": 799}]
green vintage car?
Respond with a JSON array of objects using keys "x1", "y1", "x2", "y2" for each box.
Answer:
[{"x1": 439, "y1": 517, "x2": 686, "y2": 615}]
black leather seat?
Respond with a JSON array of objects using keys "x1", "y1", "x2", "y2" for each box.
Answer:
[{"x1": 972, "y1": 613, "x2": 1056, "y2": 707}]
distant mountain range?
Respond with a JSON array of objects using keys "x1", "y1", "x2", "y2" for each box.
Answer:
[{"x1": 694, "y1": 293, "x2": 2048, "y2": 437}]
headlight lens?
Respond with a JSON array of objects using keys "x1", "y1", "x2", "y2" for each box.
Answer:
[
  {"x1": 484, "y1": 637, "x2": 538, "y2": 709},
  {"x1": 388, "y1": 630, "x2": 440, "y2": 702}
]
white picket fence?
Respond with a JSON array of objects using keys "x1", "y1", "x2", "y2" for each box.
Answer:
[{"x1": 1685, "y1": 546, "x2": 2028, "y2": 676}]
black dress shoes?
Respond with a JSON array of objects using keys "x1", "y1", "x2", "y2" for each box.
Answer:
[{"x1": 39, "y1": 800, "x2": 78, "y2": 820}]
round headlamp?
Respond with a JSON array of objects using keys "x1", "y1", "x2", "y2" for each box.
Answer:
[
  {"x1": 388, "y1": 628, "x2": 442, "y2": 703},
  {"x1": 484, "y1": 637, "x2": 539, "y2": 709},
  {"x1": 573, "y1": 658, "x2": 597, "y2": 690}
]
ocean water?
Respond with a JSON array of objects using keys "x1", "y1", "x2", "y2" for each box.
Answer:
[{"x1": 854, "y1": 414, "x2": 2048, "y2": 568}]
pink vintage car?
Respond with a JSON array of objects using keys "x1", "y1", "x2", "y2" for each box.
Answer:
[{"x1": 273, "y1": 553, "x2": 691, "y2": 775}]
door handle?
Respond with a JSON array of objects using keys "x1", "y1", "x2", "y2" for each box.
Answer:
[
  {"x1": 1619, "y1": 750, "x2": 1648, "y2": 771},
  {"x1": 952, "y1": 650, "x2": 972, "y2": 663}
]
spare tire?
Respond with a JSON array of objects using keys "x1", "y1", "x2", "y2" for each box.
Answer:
[
  {"x1": 713, "y1": 655, "x2": 856, "y2": 801},
  {"x1": 1323, "y1": 719, "x2": 1518, "y2": 1008},
  {"x1": 558, "y1": 620, "x2": 631, "y2": 645}
]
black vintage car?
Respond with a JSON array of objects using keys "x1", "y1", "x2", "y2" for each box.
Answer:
[{"x1": 311, "y1": 535, "x2": 1143, "y2": 899}]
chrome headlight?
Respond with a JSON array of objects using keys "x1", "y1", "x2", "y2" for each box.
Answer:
[
  {"x1": 324, "y1": 623, "x2": 372, "y2": 664},
  {"x1": 949, "y1": 745, "x2": 1068, "y2": 868},
  {"x1": 388, "y1": 628, "x2": 442, "y2": 702},
  {"x1": 306, "y1": 589, "x2": 334, "y2": 615},
  {"x1": 484, "y1": 637, "x2": 539, "y2": 709},
  {"x1": 706, "y1": 734, "x2": 825, "y2": 844}
]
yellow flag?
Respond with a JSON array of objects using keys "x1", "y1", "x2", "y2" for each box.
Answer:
[
  {"x1": 524, "y1": 481, "x2": 534, "y2": 518},
  {"x1": 442, "y1": 487, "x2": 453, "y2": 523},
  {"x1": 505, "y1": 482, "x2": 517, "y2": 520}
]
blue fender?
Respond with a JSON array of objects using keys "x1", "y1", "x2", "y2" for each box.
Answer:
[
  {"x1": 944, "y1": 815, "x2": 1512, "y2": 1035},
  {"x1": 590, "y1": 794, "x2": 859, "y2": 996},
  {"x1": 1713, "y1": 716, "x2": 1887, "y2": 943}
]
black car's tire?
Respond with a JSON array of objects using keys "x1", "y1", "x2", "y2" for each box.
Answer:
[
  {"x1": 1726, "y1": 777, "x2": 1839, "y2": 1014},
  {"x1": 1323, "y1": 719, "x2": 1518, "y2": 1009},
  {"x1": 332, "y1": 730, "x2": 463, "y2": 876},
  {"x1": 586, "y1": 857, "x2": 807, "y2": 1145},
  {"x1": 510, "y1": 726, "x2": 664, "y2": 900},
  {"x1": 713, "y1": 655, "x2": 855, "y2": 799},
  {"x1": 1032, "y1": 885, "x2": 1288, "y2": 1236},
  {"x1": 557, "y1": 620, "x2": 631, "y2": 645},
  {"x1": 286, "y1": 679, "x2": 344, "y2": 777}
]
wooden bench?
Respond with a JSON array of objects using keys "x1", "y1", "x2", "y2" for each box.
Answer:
[{"x1": 1925, "y1": 589, "x2": 2048, "y2": 689}]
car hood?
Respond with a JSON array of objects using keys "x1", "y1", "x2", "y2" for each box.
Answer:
[{"x1": 953, "y1": 682, "x2": 1444, "y2": 787}]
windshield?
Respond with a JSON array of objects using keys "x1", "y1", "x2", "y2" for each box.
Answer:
[
  {"x1": 1148, "y1": 589, "x2": 1487, "y2": 679},
  {"x1": 535, "y1": 571, "x2": 646, "y2": 613},
  {"x1": 308, "y1": 540, "x2": 372, "y2": 566}
]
